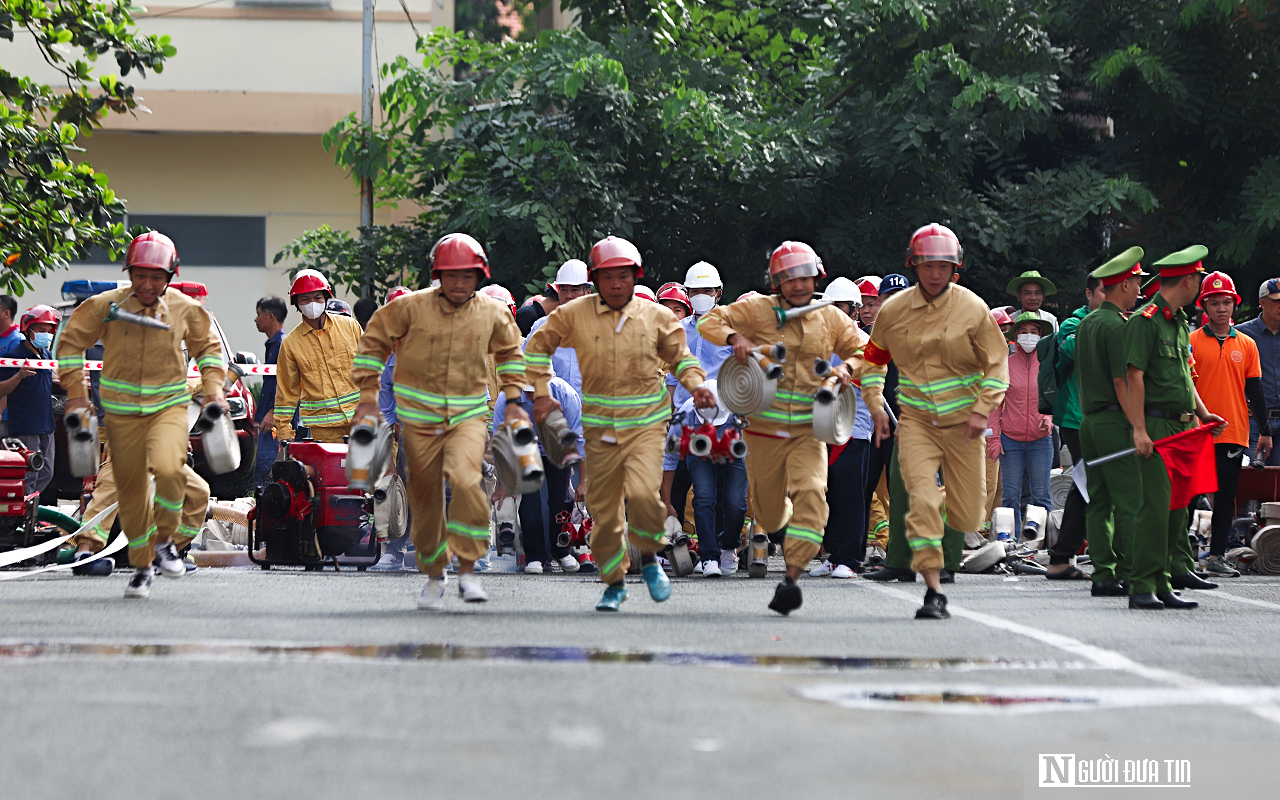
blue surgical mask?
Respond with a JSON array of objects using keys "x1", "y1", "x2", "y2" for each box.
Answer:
[{"x1": 31, "y1": 332, "x2": 53, "y2": 350}]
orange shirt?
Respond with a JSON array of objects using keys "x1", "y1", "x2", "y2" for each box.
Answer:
[{"x1": 1190, "y1": 325, "x2": 1260, "y2": 446}]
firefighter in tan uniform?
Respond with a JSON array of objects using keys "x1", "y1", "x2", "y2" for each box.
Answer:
[
  {"x1": 698, "y1": 241, "x2": 869, "y2": 615},
  {"x1": 351, "y1": 234, "x2": 528, "y2": 610},
  {"x1": 862, "y1": 224, "x2": 1009, "y2": 619},
  {"x1": 527, "y1": 236, "x2": 711, "y2": 612},
  {"x1": 58, "y1": 232, "x2": 226, "y2": 598},
  {"x1": 274, "y1": 270, "x2": 363, "y2": 444}
]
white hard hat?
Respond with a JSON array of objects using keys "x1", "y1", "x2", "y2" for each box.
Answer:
[
  {"x1": 552, "y1": 259, "x2": 591, "y2": 290},
  {"x1": 684, "y1": 261, "x2": 723, "y2": 289},
  {"x1": 823, "y1": 276, "x2": 862, "y2": 306},
  {"x1": 634, "y1": 284, "x2": 657, "y2": 301}
]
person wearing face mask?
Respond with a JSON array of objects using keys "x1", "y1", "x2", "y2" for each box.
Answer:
[
  {"x1": 0, "y1": 305, "x2": 61, "y2": 495},
  {"x1": 272, "y1": 269, "x2": 364, "y2": 444},
  {"x1": 986, "y1": 313, "x2": 1055, "y2": 535},
  {"x1": 57, "y1": 231, "x2": 227, "y2": 599}
]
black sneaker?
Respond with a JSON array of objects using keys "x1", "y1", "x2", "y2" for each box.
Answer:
[
  {"x1": 915, "y1": 588, "x2": 949, "y2": 619},
  {"x1": 862, "y1": 566, "x2": 916, "y2": 582},
  {"x1": 124, "y1": 568, "x2": 152, "y2": 599},
  {"x1": 767, "y1": 577, "x2": 802, "y2": 616}
]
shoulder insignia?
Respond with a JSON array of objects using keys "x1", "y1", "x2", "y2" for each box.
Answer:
[
  {"x1": 1140, "y1": 305, "x2": 1158, "y2": 318},
  {"x1": 864, "y1": 339, "x2": 892, "y2": 367},
  {"x1": 1162, "y1": 306, "x2": 1174, "y2": 321}
]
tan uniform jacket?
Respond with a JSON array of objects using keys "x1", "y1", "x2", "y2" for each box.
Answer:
[
  {"x1": 696, "y1": 294, "x2": 868, "y2": 438},
  {"x1": 274, "y1": 312, "x2": 363, "y2": 440},
  {"x1": 352, "y1": 288, "x2": 526, "y2": 427},
  {"x1": 861, "y1": 284, "x2": 1008, "y2": 426},
  {"x1": 525, "y1": 295, "x2": 705, "y2": 441},
  {"x1": 57, "y1": 286, "x2": 224, "y2": 414}
]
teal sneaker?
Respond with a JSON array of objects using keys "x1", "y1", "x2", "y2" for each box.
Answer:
[
  {"x1": 595, "y1": 583, "x2": 628, "y2": 612},
  {"x1": 641, "y1": 563, "x2": 671, "y2": 602}
]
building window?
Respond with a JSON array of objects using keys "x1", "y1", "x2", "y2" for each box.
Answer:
[{"x1": 77, "y1": 214, "x2": 266, "y2": 267}]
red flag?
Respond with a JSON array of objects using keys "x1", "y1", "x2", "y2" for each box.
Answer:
[
  {"x1": 1152, "y1": 423, "x2": 1219, "y2": 509},
  {"x1": 828, "y1": 442, "x2": 847, "y2": 466}
]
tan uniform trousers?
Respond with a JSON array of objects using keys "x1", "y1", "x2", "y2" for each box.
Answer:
[
  {"x1": 304, "y1": 425, "x2": 348, "y2": 445},
  {"x1": 897, "y1": 416, "x2": 986, "y2": 572},
  {"x1": 983, "y1": 454, "x2": 1002, "y2": 527},
  {"x1": 869, "y1": 470, "x2": 889, "y2": 547},
  {"x1": 743, "y1": 431, "x2": 828, "y2": 571},
  {"x1": 583, "y1": 425, "x2": 667, "y2": 585},
  {"x1": 73, "y1": 438, "x2": 209, "y2": 555},
  {"x1": 403, "y1": 417, "x2": 489, "y2": 576},
  {"x1": 106, "y1": 405, "x2": 204, "y2": 569}
]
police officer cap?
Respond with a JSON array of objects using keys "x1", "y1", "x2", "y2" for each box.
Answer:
[
  {"x1": 880, "y1": 273, "x2": 910, "y2": 296},
  {"x1": 1152, "y1": 244, "x2": 1209, "y2": 278},
  {"x1": 1090, "y1": 246, "x2": 1147, "y2": 287}
]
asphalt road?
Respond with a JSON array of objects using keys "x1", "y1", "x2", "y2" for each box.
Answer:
[{"x1": 3, "y1": 560, "x2": 1279, "y2": 800}]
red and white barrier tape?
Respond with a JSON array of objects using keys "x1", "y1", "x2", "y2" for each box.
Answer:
[{"x1": 0, "y1": 358, "x2": 278, "y2": 376}]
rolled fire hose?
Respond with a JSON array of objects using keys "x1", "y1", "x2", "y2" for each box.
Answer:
[
  {"x1": 962, "y1": 540, "x2": 1006, "y2": 573},
  {"x1": 207, "y1": 502, "x2": 250, "y2": 529},
  {"x1": 492, "y1": 419, "x2": 545, "y2": 495},
  {"x1": 540, "y1": 409, "x2": 582, "y2": 469},
  {"x1": 1250, "y1": 525, "x2": 1280, "y2": 575},
  {"x1": 810, "y1": 359, "x2": 855, "y2": 445},
  {"x1": 718, "y1": 343, "x2": 786, "y2": 417}
]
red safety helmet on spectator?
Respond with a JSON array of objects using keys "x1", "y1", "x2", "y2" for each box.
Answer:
[
  {"x1": 990, "y1": 308, "x2": 1013, "y2": 327},
  {"x1": 768, "y1": 241, "x2": 825, "y2": 289},
  {"x1": 123, "y1": 231, "x2": 179, "y2": 277},
  {"x1": 385, "y1": 286, "x2": 412, "y2": 303},
  {"x1": 19, "y1": 305, "x2": 60, "y2": 333},
  {"x1": 905, "y1": 223, "x2": 963, "y2": 269},
  {"x1": 656, "y1": 284, "x2": 692, "y2": 315},
  {"x1": 1197, "y1": 271, "x2": 1242, "y2": 306},
  {"x1": 480, "y1": 284, "x2": 517, "y2": 317},
  {"x1": 588, "y1": 236, "x2": 644, "y2": 280},
  {"x1": 430, "y1": 233, "x2": 490, "y2": 279},
  {"x1": 855, "y1": 276, "x2": 881, "y2": 298},
  {"x1": 289, "y1": 269, "x2": 333, "y2": 302}
]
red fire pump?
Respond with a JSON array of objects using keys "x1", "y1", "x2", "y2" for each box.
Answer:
[{"x1": 0, "y1": 440, "x2": 43, "y2": 551}]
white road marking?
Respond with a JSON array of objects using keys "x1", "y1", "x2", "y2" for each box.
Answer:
[
  {"x1": 1199, "y1": 589, "x2": 1280, "y2": 612},
  {"x1": 857, "y1": 582, "x2": 1280, "y2": 726}
]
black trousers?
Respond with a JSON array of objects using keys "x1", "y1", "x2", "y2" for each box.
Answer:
[
  {"x1": 518, "y1": 457, "x2": 573, "y2": 564},
  {"x1": 823, "y1": 440, "x2": 870, "y2": 568},
  {"x1": 1210, "y1": 442, "x2": 1245, "y2": 556},
  {"x1": 670, "y1": 459, "x2": 692, "y2": 524},
  {"x1": 1048, "y1": 427, "x2": 1087, "y2": 565}
]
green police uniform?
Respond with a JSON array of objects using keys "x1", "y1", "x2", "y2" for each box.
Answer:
[
  {"x1": 1125, "y1": 277, "x2": 1203, "y2": 597},
  {"x1": 1076, "y1": 247, "x2": 1147, "y2": 585}
]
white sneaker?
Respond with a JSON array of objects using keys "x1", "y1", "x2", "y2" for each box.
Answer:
[
  {"x1": 556, "y1": 554, "x2": 581, "y2": 574},
  {"x1": 720, "y1": 550, "x2": 739, "y2": 574},
  {"x1": 702, "y1": 560, "x2": 723, "y2": 578},
  {"x1": 694, "y1": 560, "x2": 704, "y2": 574},
  {"x1": 809, "y1": 560, "x2": 836, "y2": 577},
  {"x1": 153, "y1": 542, "x2": 185, "y2": 579},
  {"x1": 458, "y1": 573, "x2": 489, "y2": 603},
  {"x1": 524, "y1": 561, "x2": 544, "y2": 574},
  {"x1": 417, "y1": 575, "x2": 448, "y2": 610},
  {"x1": 123, "y1": 568, "x2": 152, "y2": 599},
  {"x1": 831, "y1": 564, "x2": 856, "y2": 579},
  {"x1": 369, "y1": 552, "x2": 404, "y2": 572}
]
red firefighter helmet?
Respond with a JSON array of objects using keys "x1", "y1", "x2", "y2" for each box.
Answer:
[
  {"x1": 123, "y1": 231, "x2": 179, "y2": 276},
  {"x1": 656, "y1": 284, "x2": 692, "y2": 315},
  {"x1": 588, "y1": 236, "x2": 644, "y2": 279},
  {"x1": 905, "y1": 223, "x2": 963, "y2": 269},
  {"x1": 430, "y1": 233, "x2": 490, "y2": 279},
  {"x1": 768, "y1": 241, "x2": 825, "y2": 289},
  {"x1": 990, "y1": 308, "x2": 1013, "y2": 327},
  {"x1": 289, "y1": 269, "x2": 333, "y2": 302},
  {"x1": 479, "y1": 284, "x2": 517, "y2": 317},
  {"x1": 385, "y1": 286, "x2": 412, "y2": 303},
  {"x1": 1197, "y1": 271, "x2": 1242, "y2": 307},
  {"x1": 19, "y1": 304, "x2": 60, "y2": 333}
]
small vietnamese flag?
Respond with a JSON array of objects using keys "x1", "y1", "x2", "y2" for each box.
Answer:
[{"x1": 1153, "y1": 423, "x2": 1219, "y2": 510}]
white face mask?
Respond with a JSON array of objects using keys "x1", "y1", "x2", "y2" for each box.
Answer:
[
  {"x1": 300, "y1": 301, "x2": 326, "y2": 320},
  {"x1": 690, "y1": 293, "x2": 717, "y2": 316},
  {"x1": 1017, "y1": 333, "x2": 1040, "y2": 353}
]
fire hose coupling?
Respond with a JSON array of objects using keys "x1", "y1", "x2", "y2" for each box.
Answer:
[
  {"x1": 346, "y1": 415, "x2": 392, "y2": 492},
  {"x1": 667, "y1": 422, "x2": 748, "y2": 463},
  {"x1": 493, "y1": 418, "x2": 544, "y2": 495},
  {"x1": 539, "y1": 408, "x2": 581, "y2": 469},
  {"x1": 193, "y1": 402, "x2": 242, "y2": 475},
  {"x1": 104, "y1": 302, "x2": 170, "y2": 331},
  {"x1": 772, "y1": 297, "x2": 836, "y2": 329},
  {"x1": 813, "y1": 357, "x2": 832, "y2": 377},
  {"x1": 63, "y1": 407, "x2": 100, "y2": 477}
]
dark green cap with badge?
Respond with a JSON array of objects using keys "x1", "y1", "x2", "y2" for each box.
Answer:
[
  {"x1": 1151, "y1": 244, "x2": 1208, "y2": 278},
  {"x1": 1007, "y1": 270, "x2": 1057, "y2": 296},
  {"x1": 1091, "y1": 246, "x2": 1147, "y2": 287}
]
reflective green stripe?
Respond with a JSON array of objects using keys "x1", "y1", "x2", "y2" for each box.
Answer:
[
  {"x1": 100, "y1": 377, "x2": 189, "y2": 396},
  {"x1": 495, "y1": 360, "x2": 525, "y2": 374},
  {"x1": 862, "y1": 375, "x2": 885, "y2": 388},
  {"x1": 981, "y1": 378, "x2": 1008, "y2": 390},
  {"x1": 128, "y1": 525, "x2": 157, "y2": 549},
  {"x1": 601, "y1": 549, "x2": 625, "y2": 577},
  {"x1": 628, "y1": 526, "x2": 663, "y2": 542},
  {"x1": 897, "y1": 390, "x2": 976, "y2": 417},
  {"x1": 153, "y1": 494, "x2": 182, "y2": 512},
  {"x1": 447, "y1": 520, "x2": 490, "y2": 540},
  {"x1": 57, "y1": 356, "x2": 83, "y2": 368},
  {"x1": 418, "y1": 541, "x2": 449, "y2": 566},
  {"x1": 397, "y1": 406, "x2": 446, "y2": 424},
  {"x1": 352, "y1": 355, "x2": 386, "y2": 372},
  {"x1": 89, "y1": 523, "x2": 109, "y2": 542},
  {"x1": 900, "y1": 372, "x2": 981, "y2": 395},
  {"x1": 581, "y1": 389, "x2": 667, "y2": 408},
  {"x1": 176, "y1": 525, "x2": 200, "y2": 538},
  {"x1": 676, "y1": 357, "x2": 700, "y2": 374},
  {"x1": 580, "y1": 407, "x2": 669, "y2": 429},
  {"x1": 299, "y1": 410, "x2": 353, "y2": 425},
  {"x1": 872, "y1": 520, "x2": 888, "y2": 533},
  {"x1": 910, "y1": 536, "x2": 943, "y2": 550},
  {"x1": 524, "y1": 352, "x2": 551, "y2": 366},
  {"x1": 393, "y1": 384, "x2": 484, "y2": 407},
  {"x1": 101, "y1": 392, "x2": 189, "y2": 416},
  {"x1": 774, "y1": 391, "x2": 815, "y2": 405},
  {"x1": 298, "y1": 391, "x2": 360, "y2": 410},
  {"x1": 196, "y1": 354, "x2": 223, "y2": 369},
  {"x1": 757, "y1": 408, "x2": 813, "y2": 424},
  {"x1": 786, "y1": 526, "x2": 823, "y2": 545}
]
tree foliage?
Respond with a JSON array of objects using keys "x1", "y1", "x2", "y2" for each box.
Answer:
[
  {"x1": 285, "y1": 0, "x2": 1280, "y2": 312},
  {"x1": 0, "y1": 0, "x2": 174, "y2": 294}
]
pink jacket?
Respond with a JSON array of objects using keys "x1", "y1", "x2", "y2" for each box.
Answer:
[{"x1": 989, "y1": 345, "x2": 1052, "y2": 443}]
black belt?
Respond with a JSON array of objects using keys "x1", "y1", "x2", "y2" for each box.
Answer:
[
  {"x1": 1098, "y1": 404, "x2": 1122, "y2": 413},
  {"x1": 1144, "y1": 407, "x2": 1194, "y2": 422},
  {"x1": 1268, "y1": 409, "x2": 1280, "y2": 420}
]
